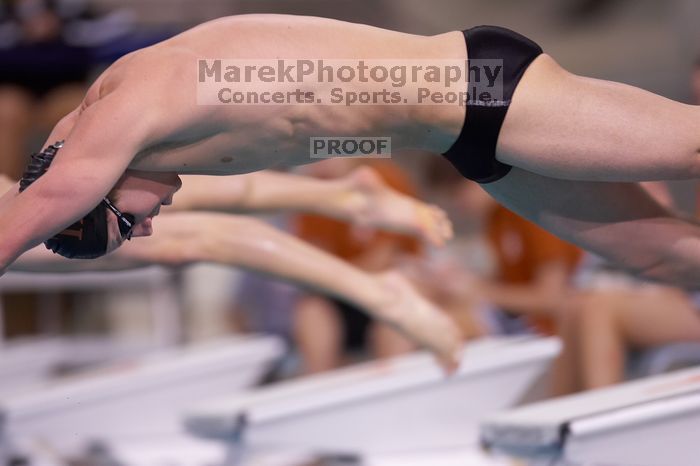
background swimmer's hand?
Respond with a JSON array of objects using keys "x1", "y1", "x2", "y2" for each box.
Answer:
[
  {"x1": 375, "y1": 270, "x2": 464, "y2": 374},
  {"x1": 339, "y1": 166, "x2": 454, "y2": 246}
]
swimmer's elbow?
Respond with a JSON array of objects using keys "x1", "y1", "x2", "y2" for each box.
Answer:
[{"x1": 171, "y1": 225, "x2": 217, "y2": 266}]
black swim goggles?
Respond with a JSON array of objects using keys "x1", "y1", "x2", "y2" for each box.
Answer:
[{"x1": 102, "y1": 197, "x2": 136, "y2": 241}]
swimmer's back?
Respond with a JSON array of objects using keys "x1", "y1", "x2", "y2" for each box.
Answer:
[
  {"x1": 161, "y1": 14, "x2": 453, "y2": 59},
  {"x1": 73, "y1": 15, "x2": 466, "y2": 174}
]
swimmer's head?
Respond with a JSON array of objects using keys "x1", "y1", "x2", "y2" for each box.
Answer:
[
  {"x1": 102, "y1": 170, "x2": 181, "y2": 254},
  {"x1": 20, "y1": 141, "x2": 181, "y2": 259}
]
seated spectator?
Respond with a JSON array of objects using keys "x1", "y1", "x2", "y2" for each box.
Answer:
[
  {"x1": 292, "y1": 158, "x2": 424, "y2": 374},
  {"x1": 0, "y1": 0, "x2": 137, "y2": 179},
  {"x1": 552, "y1": 182, "x2": 700, "y2": 395}
]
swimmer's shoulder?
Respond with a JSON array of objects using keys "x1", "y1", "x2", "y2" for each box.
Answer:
[
  {"x1": 72, "y1": 46, "x2": 202, "y2": 149},
  {"x1": 82, "y1": 45, "x2": 196, "y2": 108}
]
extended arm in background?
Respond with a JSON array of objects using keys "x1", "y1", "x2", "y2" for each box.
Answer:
[
  {"x1": 167, "y1": 167, "x2": 453, "y2": 246},
  {"x1": 11, "y1": 211, "x2": 462, "y2": 371}
]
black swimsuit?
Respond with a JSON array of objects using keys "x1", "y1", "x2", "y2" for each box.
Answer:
[{"x1": 442, "y1": 26, "x2": 543, "y2": 184}]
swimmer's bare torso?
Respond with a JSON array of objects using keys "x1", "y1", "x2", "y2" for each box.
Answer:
[
  {"x1": 87, "y1": 14, "x2": 466, "y2": 174},
  {"x1": 5, "y1": 13, "x2": 700, "y2": 289}
]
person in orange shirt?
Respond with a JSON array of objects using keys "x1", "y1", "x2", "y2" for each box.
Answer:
[
  {"x1": 483, "y1": 205, "x2": 582, "y2": 335},
  {"x1": 293, "y1": 158, "x2": 427, "y2": 373}
]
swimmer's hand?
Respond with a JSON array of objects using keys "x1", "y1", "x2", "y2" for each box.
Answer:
[
  {"x1": 376, "y1": 270, "x2": 464, "y2": 374},
  {"x1": 338, "y1": 166, "x2": 454, "y2": 247}
]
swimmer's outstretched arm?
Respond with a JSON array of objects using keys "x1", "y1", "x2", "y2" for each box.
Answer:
[
  {"x1": 167, "y1": 167, "x2": 452, "y2": 245},
  {"x1": 0, "y1": 90, "x2": 147, "y2": 274},
  {"x1": 12, "y1": 212, "x2": 462, "y2": 371},
  {"x1": 483, "y1": 167, "x2": 700, "y2": 290}
]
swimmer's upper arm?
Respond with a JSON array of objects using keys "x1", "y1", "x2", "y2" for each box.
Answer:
[
  {"x1": 482, "y1": 167, "x2": 700, "y2": 288},
  {"x1": 0, "y1": 91, "x2": 154, "y2": 272}
]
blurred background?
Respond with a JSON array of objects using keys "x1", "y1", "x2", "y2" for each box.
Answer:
[
  {"x1": 4, "y1": 0, "x2": 700, "y2": 464},
  {"x1": 2, "y1": 0, "x2": 700, "y2": 405}
]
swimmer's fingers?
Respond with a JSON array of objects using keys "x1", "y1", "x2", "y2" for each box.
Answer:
[
  {"x1": 442, "y1": 346, "x2": 463, "y2": 376},
  {"x1": 433, "y1": 331, "x2": 464, "y2": 376},
  {"x1": 417, "y1": 203, "x2": 454, "y2": 247}
]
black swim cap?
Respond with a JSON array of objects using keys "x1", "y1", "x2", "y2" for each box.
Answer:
[{"x1": 19, "y1": 141, "x2": 110, "y2": 259}]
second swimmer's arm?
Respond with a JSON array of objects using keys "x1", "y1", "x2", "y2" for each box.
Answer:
[
  {"x1": 13, "y1": 212, "x2": 391, "y2": 311},
  {"x1": 167, "y1": 171, "x2": 368, "y2": 218},
  {"x1": 483, "y1": 167, "x2": 700, "y2": 290}
]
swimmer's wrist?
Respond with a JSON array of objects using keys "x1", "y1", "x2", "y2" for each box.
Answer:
[{"x1": 320, "y1": 179, "x2": 367, "y2": 220}]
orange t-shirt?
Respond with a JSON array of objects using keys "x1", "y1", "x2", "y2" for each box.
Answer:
[
  {"x1": 486, "y1": 205, "x2": 582, "y2": 334},
  {"x1": 294, "y1": 161, "x2": 422, "y2": 263}
]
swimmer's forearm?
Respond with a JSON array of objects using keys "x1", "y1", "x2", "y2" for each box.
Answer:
[
  {"x1": 0, "y1": 170, "x2": 115, "y2": 271},
  {"x1": 170, "y1": 171, "x2": 359, "y2": 219},
  {"x1": 192, "y1": 213, "x2": 394, "y2": 314},
  {"x1": 236, "y1": 171, "x2": 360, "y2": 218}
]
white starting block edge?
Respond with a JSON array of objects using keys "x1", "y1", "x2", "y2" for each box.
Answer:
[
  {"x1": 0, "y1": 267, "x2": 185, "y2": 348},
  {"x1": 0, "y1": 267, "x2": 175, "y2": 292},
  {"x1": 1, "y1": 334, "x2": 285, "y2": 420},
  {"x1": 480, "y1": 366, "x2": 700, "y2": 459},
  {"x1": 0, "y1": 337, "x2": 159, "y2": 394},
  {"x1": 0, "y1": 337, "x2": 78, "y2": 375},
  {"x1": 185, "y1": 336, "x2": 561, "y2": 440},
  {"x1": 361, "y1": 445, "x2": 515, "y2": 466}
]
